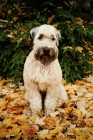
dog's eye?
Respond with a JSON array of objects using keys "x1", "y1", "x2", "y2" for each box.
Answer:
[
  {"x1": 51, "y1": 37, "x2": 55, "y2": 41},
  {"x1": 38, "y1": 34, "x2": 43, "y2": 40}
]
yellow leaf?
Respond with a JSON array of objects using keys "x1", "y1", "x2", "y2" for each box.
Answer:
[
  {"x1": 44, "y1": 117, "x2": 56, "y2": 127},
  {"x1": 86, "y1": 85, "x2": 93, "y2": 93},
  {"x1": 49, "y1": 126, "x2": 63, "y2": 136},
  {"x1": 89, "y1": 21, "x2": 93, "y2": 25},
  {"x1": 47, "y1": 15, "x2": 54, "y2": 24},
  {"x1": 0, "y1": 126, "x2": 7, "y2": 138},
  {"x1": 73, "y1": 109, "x2": 82, "y2": 120},
  {"x1": 76, "y1": 46, "x2": 84, "y2": 53},
  {"x1": 10, "y1": 124, "x2": 20, "y2": 134},
  {"x1": 81, "y1": 25, "x2": 86, "y2": 30},
  {"x1": 65, "y1": 84, "x2": 75, "y2": 94},
  {"x1": 3, "y1": 118, "x2": 12, "y2": 126},
  {"x1": 0, "y1": 101, "x2": 7, "y2": 112},
  {"x1": 74, "y1": 128, "x2": 89, "y2": 139},
  {"x1": 14, "y1": 4, "x2": 22, "y2": 13},
  {"x1": 38, "y1": 133, "x2": 52, "y2": 139},
  {"x1": 53, "y1": 23, "x2": 58, "y2": 28},
  {"x1": 17, "y1": 38, "x2": 23, "y2": 43},
  {"x1": 29, "y1": 114, "x2": 38, "y2": 123},
  {"x1": 6, "y1": 92, "x2": 19, "y2": 100},
  {"x1": 86, "y1": 119, "x2": 93, "y2": 127},
  {"x1": 15, "y1": 99, "x2": 27, "y2": 107},
  {"x1": 56, "y1": 135, "x2": 66, "y2": 140},
  {"x1": 75, "y1": 17, "x2": 83, "y2": 25},
  {"x1": 66, "y1": 20, "x2": 71, "y2": 24},
  {"x1": 12, "y1": 17, "x2": 18, "y2": 21},
  {"x1": 8, "y1": 9, "x2": 11, "y2": 14},
  {"x1": 88, "y1": 105, "x2": 93, "y2": 112},
  {"x1": 69, "y1": 28, "x2": 74, "y2": 31},
  {"x1": 15, "y1": 114, "x2": 27, "y2": 122}
]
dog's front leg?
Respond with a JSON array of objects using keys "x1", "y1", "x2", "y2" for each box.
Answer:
[
  {"x1": 45, "y1": 85, "x2": 59, "y2": 115},
  {"x1": 24, "y1": 82, "x2": 42, "y2": 114}
]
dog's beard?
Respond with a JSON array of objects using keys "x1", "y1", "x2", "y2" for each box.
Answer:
[
  {"x1": 35, "y1": 48, "x2": 58, "y2": 66},
  {"x1": 40, "y1": 55, "x2": 54, "y2": 66}
]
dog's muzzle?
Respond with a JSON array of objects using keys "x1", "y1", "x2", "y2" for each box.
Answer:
[{"x1": 35, "y1": 46, "x2": 58, "y2": 66}]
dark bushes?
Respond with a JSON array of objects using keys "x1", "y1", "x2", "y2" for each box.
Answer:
[{"x1": 0, "y1": 0, "x2": 93, "y2": 84}]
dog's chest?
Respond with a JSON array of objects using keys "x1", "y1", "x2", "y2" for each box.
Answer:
[
  {"x1": 33, "y1": 67, "x2": 52, "y2": 92},
  {"x1": 38, "y1": 82, "x2": 48, "y2": 93},
  {"x1": 33, "y1": 65, "x2": 54, "y2": 84},
  {"x1": 31, "y1": 61, "x2": 60, "y2": 87}
]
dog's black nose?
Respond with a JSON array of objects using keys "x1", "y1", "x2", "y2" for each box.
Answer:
[{"x1": 43, "y1": 47, "x2": 50, "y2": 54}]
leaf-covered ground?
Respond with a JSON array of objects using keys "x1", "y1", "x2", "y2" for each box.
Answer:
[{"x1": 0, "y1": 75, "x2": 93, "y2": 140}]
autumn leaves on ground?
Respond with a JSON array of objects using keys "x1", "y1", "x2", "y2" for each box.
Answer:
[{"x1": 0, "y1": 75, "x2": 93, "y2": 140}]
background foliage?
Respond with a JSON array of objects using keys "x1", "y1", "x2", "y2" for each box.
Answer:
[{"x1": 0, "y1": 0, "x2": 93, "y2": 84}]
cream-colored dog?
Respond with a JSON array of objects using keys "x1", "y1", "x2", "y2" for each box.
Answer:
[{"x1": 23, "y1": 24, "x2": 68, "y2": 115}]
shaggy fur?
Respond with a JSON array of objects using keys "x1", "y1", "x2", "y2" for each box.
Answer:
[{"x1": 23, "y1": 24, "x2": 68, "y2": 115}]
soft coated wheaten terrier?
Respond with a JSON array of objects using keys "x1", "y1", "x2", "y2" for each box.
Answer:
[{"x1": 23, "y1": 24, "x2": 68, "y2": 115}]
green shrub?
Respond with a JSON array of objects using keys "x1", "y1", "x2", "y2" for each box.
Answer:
[{"x1": 0, "y1": 0, "x2": 93, "y2": 84}]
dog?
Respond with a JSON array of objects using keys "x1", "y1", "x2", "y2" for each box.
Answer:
[{"x1": 23, "y1": 24, "x2": 68, "y2": 115}]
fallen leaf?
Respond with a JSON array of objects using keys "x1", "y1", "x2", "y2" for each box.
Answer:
[
  {"x1": 44, "y1": 117, "x2": 56, "y2": 127},
  {"x1": 65, "y1": 84, "x2": 75, "y2": 94},
  {"x1": 34, "y1": 117, "x2": 45, "y2": 126},
  {"x1": 50, "y1": 111, "x2": 60, "y2": 118},
  {"x1": 0, "y1": 75, "x2": 93, "y2": 139},
  {"x1": 49, "y1": 126, "x2": 63, "y2": 136},
  {"x1": 0, "y1": 126, "x2": 7, "y2": 138},
  {"x1": 26, "y1": 126, "x2": 37, "y2": 137},
  {"x1": 86, "y1": 119, "x2": 93, "y2": 127},
  {"x1": 15, "y1": 114, "x2": 27, "y2": 122},
  {"x1": 38, "y1": 129, "x2": 49, "y2": 135},
  {"x1": 0, "y1": 101, "x2": 7, "y2": 112},
  {"x1": 29, "y1": 114, "x2": 38, "y2": 123},
  {"x1": 8, "y1": 107, "x2": 23, "y2": 114},
  {"x1": 38, "y1": 133, "x2": 52, "y2": 139},
  {"x1": 76, "y1": 46, "x2": 84, "y2": 53}
]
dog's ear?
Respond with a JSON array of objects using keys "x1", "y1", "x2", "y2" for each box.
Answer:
[
  {"x1": 56, "y1": 31, "x2": 61, "y2": 46},
  {"x1": 30, "y1": 27, "x2": 38, "y2": 39}
]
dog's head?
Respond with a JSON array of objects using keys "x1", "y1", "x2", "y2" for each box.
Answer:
[{"x1": 30, "y1": 24, "x2": 61, "y2": 66}]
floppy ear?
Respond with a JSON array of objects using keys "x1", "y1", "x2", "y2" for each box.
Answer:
[
  {"x1": 30, "y1": 27, "x2": 39, "y2": 39},
  {"x1": 56, "y1": 31, "x2": 61, "y2": 46}
]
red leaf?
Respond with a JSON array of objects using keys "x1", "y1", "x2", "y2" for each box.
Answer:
[{"x1": 26, "y1": 126, "x2": 37, "y2": 137}]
